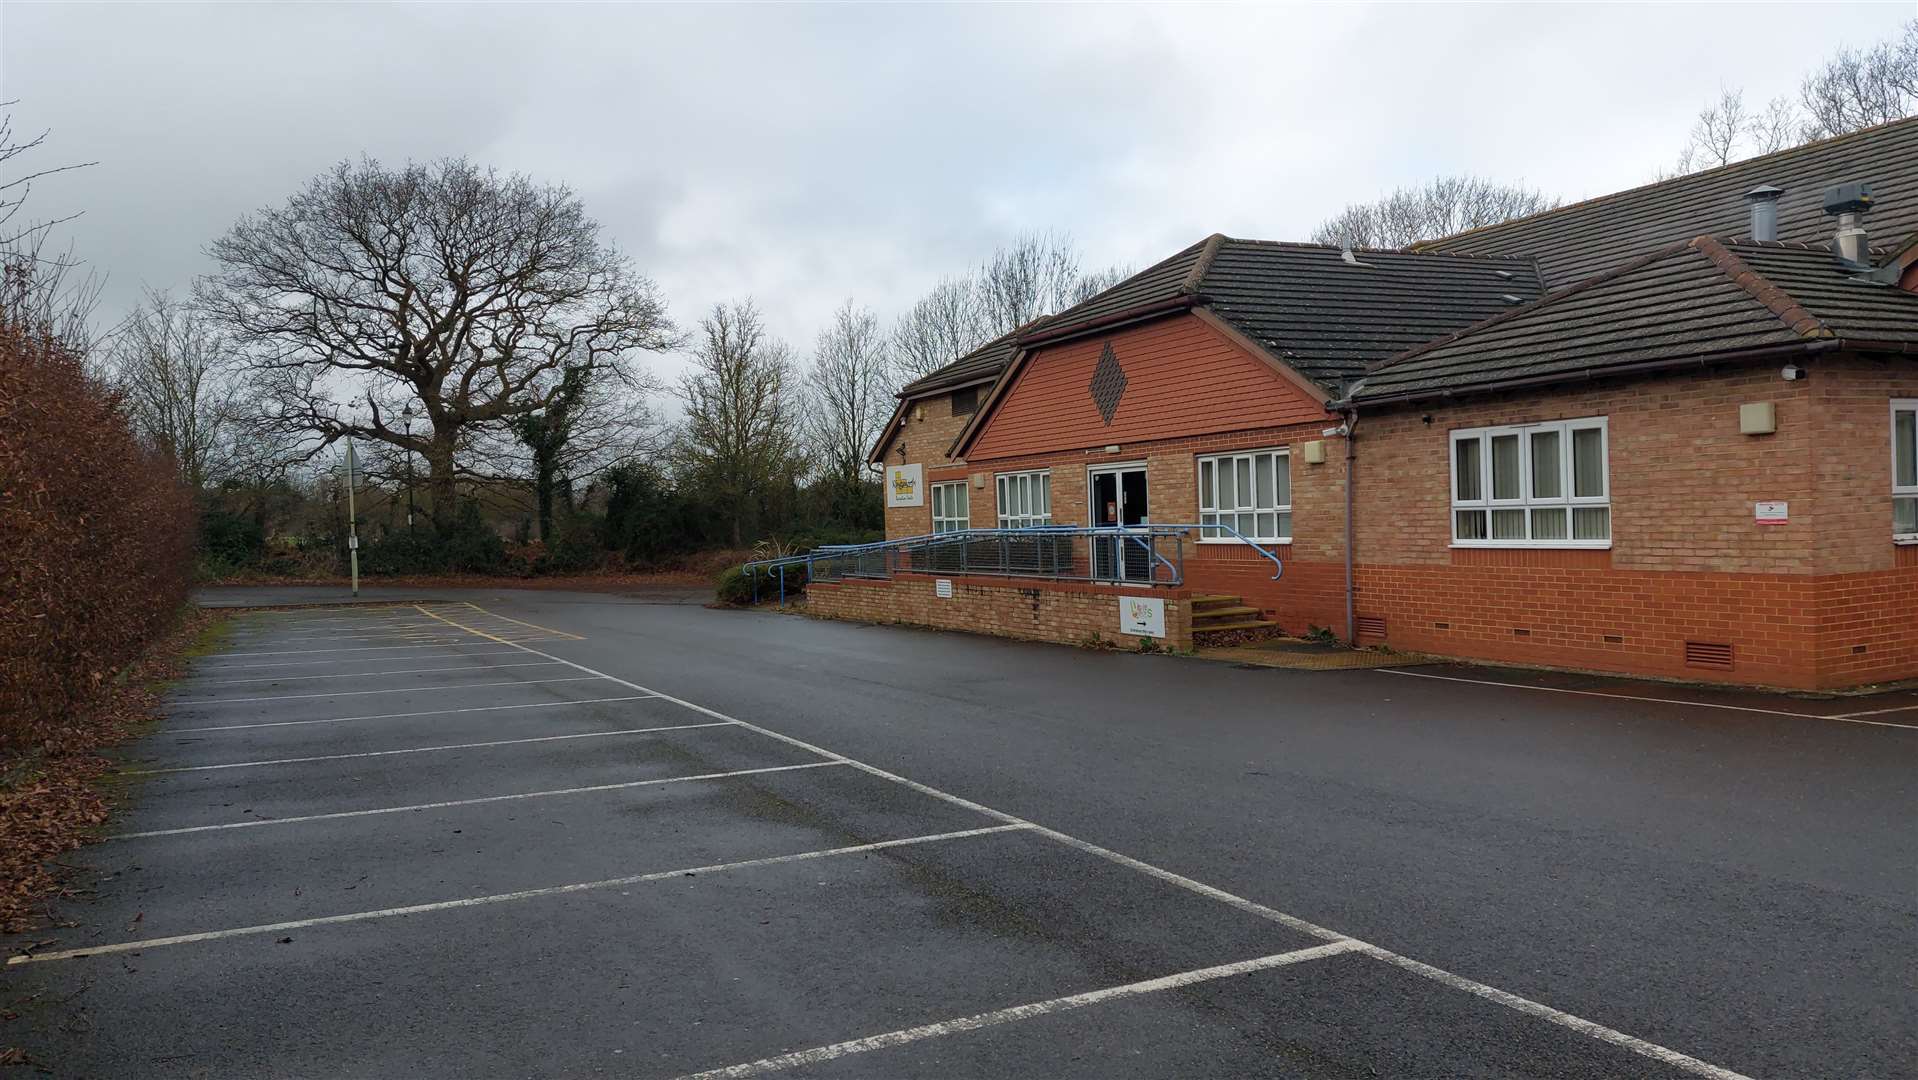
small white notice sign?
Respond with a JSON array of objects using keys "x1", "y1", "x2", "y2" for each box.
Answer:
[
  {"x1": 885, "y1": 463, "x2": 924, "y2": 508},
  {"x1": 935, "y1": 578, "x2": 953, "y2": 599},
  {"x1": 1118, "y1": 596, "x2": 1166, "y2": 639},
  {"x1": 1755, "y1": 500, "x2": 1789, "y2": 526}
]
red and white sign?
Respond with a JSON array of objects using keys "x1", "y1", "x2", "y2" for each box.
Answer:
[{"x1": 1755, "y1": 501, "x2": 1789, "y2": 525}]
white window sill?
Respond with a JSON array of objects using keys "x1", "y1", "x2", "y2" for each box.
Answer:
[
  {"x1": 1197, "y1": 537, "x2": 1292, "y2": 546},
  {"x1": 1450, "y1": 542, "x2": 1613, "y2": 551},
  {"x1": 1895, "y1": 536, "x2": 1918, "y2": 545}
]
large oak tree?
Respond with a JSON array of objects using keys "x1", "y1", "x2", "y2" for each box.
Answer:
[{"x1": 198, "y1": 157, "x2": 675, "y2": 523}]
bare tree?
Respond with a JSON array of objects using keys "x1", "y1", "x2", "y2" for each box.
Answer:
[
  {"x1": 889, "y1": 233, "x2": 1130, "y2": 382},
  {"x1": 1687, "y1": 87, "x2": 1750, "y2": 169},
  {"x1": 112, "y1": 289, "x2": 235, "y2": 490},
  {"x1": 890, "y1": 275, "x2": 986, "y2": 381},
  {"x1": 1800, "y1": 19, "x2": 1918, "y2": 140},
  {"x1": 976, "y1": 230, "x2": 1083, "y2": 333},
  {"x1": 1311, "y1": 176, "x2": 1560, "y2": 249},
  {"x1": 1663, "y1": 21, "x2": 1916, "y2": 176},
  {"x1": 1750, "y1": 95, "x2": 1802, "y2": 155},
  {"x1": 675, "y1": 299, "x2": 804, "y2": 547},
  {"x1": 198, "y1": 157, "x2": 676, "y2": 525},
  {"x1": 0, "y1": 104, "x2": 103, "y2": 352},
  {"x1": 805, "y1": 300, "x2": 893, "y2": 485}
]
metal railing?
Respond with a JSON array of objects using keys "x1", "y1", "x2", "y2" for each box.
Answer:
[{"x1": 738, "y1": 523, "x2": 1281, "y2": 606}]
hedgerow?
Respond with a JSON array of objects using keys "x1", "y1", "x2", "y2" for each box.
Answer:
[{"x1": 0, "y1": 311, "x2": 195, "y2": 755}]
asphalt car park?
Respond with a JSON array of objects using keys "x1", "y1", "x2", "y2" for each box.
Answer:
[{"x1": 6, "y1": 592, "x2": 1913, "y2": 1078}]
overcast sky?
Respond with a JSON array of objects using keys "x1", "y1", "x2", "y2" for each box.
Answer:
[{"x1": 3, "y1": 2, "x2": 1912, "y2": 383}]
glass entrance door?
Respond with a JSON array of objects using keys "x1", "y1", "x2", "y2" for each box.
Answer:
[{"x1": 1091, "y1": 466, "x2": 1150, "y2": 582}]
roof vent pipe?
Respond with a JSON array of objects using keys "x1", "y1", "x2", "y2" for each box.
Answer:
[
  {"x1": 1822, "y1": 181, "x2": 1875, "y2": 268},
  {"x1": 1744, "y1": 185, "x2": 1783, "y2": 242}
]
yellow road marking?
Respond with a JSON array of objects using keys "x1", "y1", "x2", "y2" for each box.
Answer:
[{"x1": 413, "y1": 601, "x2": 584, "y2": 642}]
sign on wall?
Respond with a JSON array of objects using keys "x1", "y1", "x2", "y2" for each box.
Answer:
[
  {"x1": 1755, "y1": 500, "x2": 1789, "y2": 526},
  {"x1": 885, "y1": 463, "x2": 924, "y2": 508},
  {"x1": 935, "y1": 578, "x2": 954, "y2": 599},
  {"x1": 1119, "y1": 596, "x2": 1166, "y2": 639}
]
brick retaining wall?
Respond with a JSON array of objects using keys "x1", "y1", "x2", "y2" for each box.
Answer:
[{"x1": 806, "y1": 575, "x2": 1193, "y2": 652}]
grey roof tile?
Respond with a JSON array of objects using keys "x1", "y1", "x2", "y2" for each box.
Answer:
[
  {"x1": 1351, "y1": 239, "x2": 1918, "y2": 404},
  {"x1": 1419, "y1": 117, "x2": 1918, "y2": 286}
]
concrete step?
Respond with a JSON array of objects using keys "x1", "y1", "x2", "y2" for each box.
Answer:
[
  {"x1": 1192, "y1": 619, "x2": 1281, "y2": 635},
  {"x1": 1190, "y1": 594, "x2": 1245, "y2": 610},
  {"x1": 1193, "y1": 605, "x2": 1263, "y2": 623}
]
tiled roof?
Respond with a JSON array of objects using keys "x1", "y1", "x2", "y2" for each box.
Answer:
[
  {"x1": 1419, "y1": 117, "x2": 1918, "y2": 287},
  {"x1": 896, "y1": 325, "x2": 1030, "y2": 397},
  {"x1": 1350, "y1": 239, "x2": 1918, "y2": 404},
  {"x1": 1024, "y1": 235, "x2": 1546, "y2": 389}
]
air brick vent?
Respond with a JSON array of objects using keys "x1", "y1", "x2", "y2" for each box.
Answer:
[
  {"x1": 1684, "y1": 640, "x2": 1735, "y2": 669},
  {"x1": 1356, "y1": 615, "x2": 1386, "y2": 639}
]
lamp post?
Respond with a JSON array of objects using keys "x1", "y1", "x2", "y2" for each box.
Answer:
[{"x1": 401, "y1": 404, "x2": 417, "y2": 533}]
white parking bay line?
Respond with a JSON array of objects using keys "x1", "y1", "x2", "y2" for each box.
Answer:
[
  {"x1": 170, "y1": 675, "x2": 606, "y2": 706},
  {"x1": 126, "y1": 721, "x2": 736, "y2": 774},
  {"x1": 192, "y1": 660, "x2": 562, "y2": 686},
  {"x1": 108, "y1": 761, "x2": 850, "y2": 839},
  {"x1": 7, "y1": 823, "x2": 1032, "y2": 966},
  {"x1": 423, "y1": 604, "x2": 1758, "y2": 1080},
  {"x1": 1377, "y1": 668, "x2": 1918, "y2": 732},
  {"x1": 216, "y1": 640, "x2": 480, "y2": 658},
  {"x1": 167, "y1": 695, "x2": 661, "y2": 734},
  {"x1": 678, "y1": 941, "x2": 1365, "y2": 1079},
  {"x1": 190, "y1": 650, "x2": 528, "y2": 673}
]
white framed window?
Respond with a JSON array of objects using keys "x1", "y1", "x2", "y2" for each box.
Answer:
[
  {"x1": 1451, "y1": 417, "x2": 1610, "y2": 547},
  {"x1": 1198, "y1": 449, "x2": 1291, "y2": 543},
  {"x1": 1895, "y1": 399, "x2": 1918, "y2": 541},
  {"x1": 931, "y1": 481, "x2": 970, "y2": 534},
  {"x1": 995, "y1": 470, "x2": 1052, "y2": 529}
]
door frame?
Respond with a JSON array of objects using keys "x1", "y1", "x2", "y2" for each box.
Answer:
[{"x1": 1086, "y1": 461, "x2": 1150, "y2": 582}]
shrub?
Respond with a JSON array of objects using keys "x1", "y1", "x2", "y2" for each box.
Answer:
[
  {"x1": 199, "y1": 508, "x2": 265, "y2": 567},
  {"x1": 0, "y1": 318, "x2": 194, "y2": 755},
  {"x1": 542, "y1": 515, "x2": 604, "y2": 574}
]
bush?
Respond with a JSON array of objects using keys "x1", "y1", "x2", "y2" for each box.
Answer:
[
  {"x1": 199, "y1": 508, "x2": 265, "y2": 567},
  {"x1": 714, "y1": 562, "x2": 807, "y2": 605},
  {"x1": 542, "y1": 515, "x2": 604, "y2": 574},
  {"x1": 355, "y1": 503, "x2": 505, "y2": 576},
  {"x1": 0, "y1": 318, "x2": 194, "y2": 755}
]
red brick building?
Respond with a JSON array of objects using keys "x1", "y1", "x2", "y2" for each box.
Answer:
[{"x1": 811, "y1": 119, "x2": 1918, "y2": 689}]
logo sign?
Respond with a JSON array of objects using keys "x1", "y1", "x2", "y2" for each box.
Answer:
[
  {"x1": 1755, "y1": 500, "x2": 1788, "y2": 526},
  {"x1": 885, "y1": 463, "x2": 924, "y2": 508},
  {"x1": 1119, "y1": 596, "x2": 1166, "y2": 639},
  {"x1": 935, "y1": 578, "x2": 953, "y2": 599}
]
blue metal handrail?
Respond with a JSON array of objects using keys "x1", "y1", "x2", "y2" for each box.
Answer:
[{"x1": 737, "y1": 522, "x2": 1280, "y2": 607}]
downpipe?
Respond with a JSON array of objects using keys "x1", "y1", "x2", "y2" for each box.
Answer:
[{"x1": 1342, "y1": 408, "x2": 1359, "y2": 647}]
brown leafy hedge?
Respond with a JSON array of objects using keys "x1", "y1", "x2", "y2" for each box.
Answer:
[{"x1": 0, "y1": 319, "x2": 194, "y2": 756}]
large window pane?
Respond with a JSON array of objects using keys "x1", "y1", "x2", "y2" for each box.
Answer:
[
  {"x1": 1199, "y1": 460, "x2": 1215, "y2": 511},
  {"x1": 1273, "y1": 454, "x2": 1292, "y2": 507},
  {"x1": 1530, "y1": 507, "x2": 1568, "y2": 540},
  {"x1": 1235, "y1": 459, "x2": 1253, "y2": 510},
  {"x1": 1256, "y1": 454, "x2": 1275, "y2": 507},
  {"x1": 1455, "y1": 438, "x2": 1482, "y2": 501},
  {"x1": 1572, "y1": 506, "x2": 1610, "y2": 540},
  {"x1": 1491, "y1": 434, "x2": 1521, "y2": 500},
  {"x1": 1491, "y1": 508, "x2": 1526, "y2": 539},
  {"x1": 1572, "y1": 427, "x2": 1605, "y2": 498},
  {"x1": 1529, "y1": 430, "x2": 1562, "y2": 499},
  {"x1": 1220, "y1": 457, "x2": 1237, "y2": 510},
  {"x1": 1896, "y1": 409, "x2": 1917, "y2": 488}
]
